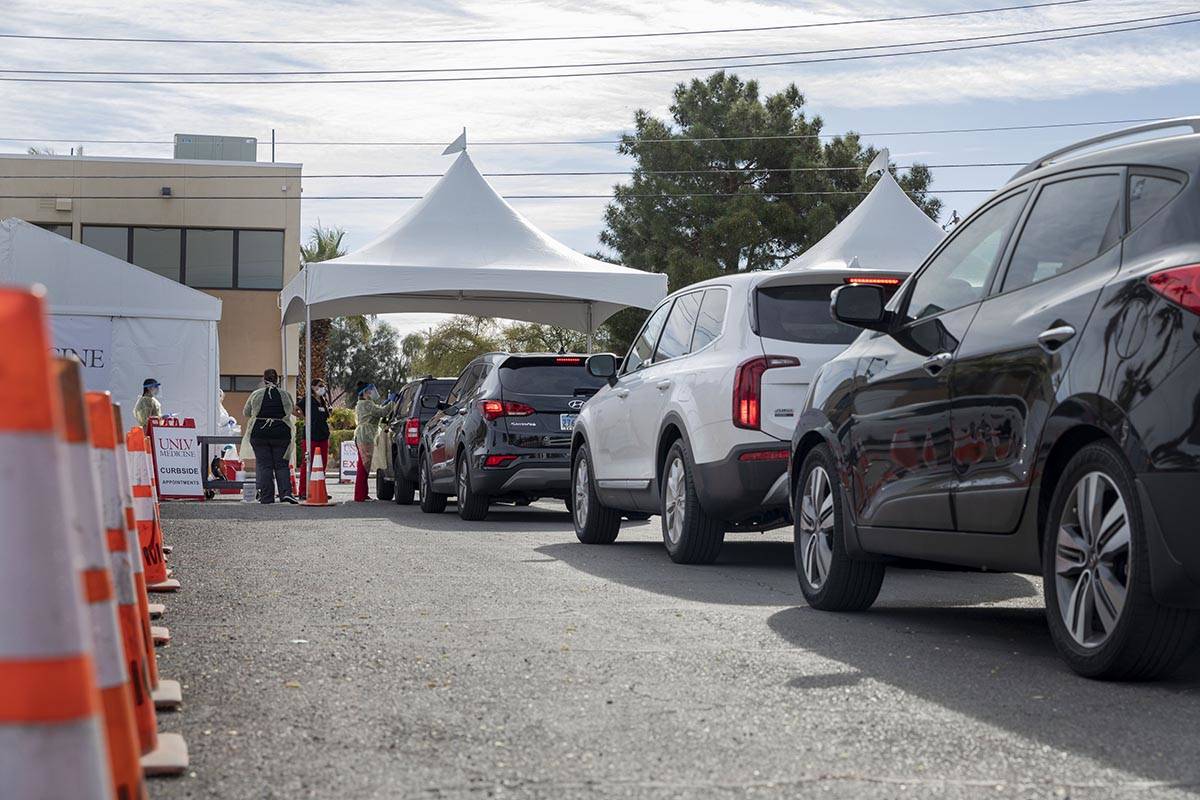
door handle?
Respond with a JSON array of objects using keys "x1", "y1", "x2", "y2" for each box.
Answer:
[
  {"x1": 656, "y1": 380, "x2": 672, "y2": 391},
  {"x1": 922, "y1": 352, "x2": 953, "y2": 377},
  {"x1": 614, "y1": 388, "x2": 630, "y2": 399},
  {"x1": 1037, "y1": 324, "x2": 1076, "y2": 353}
]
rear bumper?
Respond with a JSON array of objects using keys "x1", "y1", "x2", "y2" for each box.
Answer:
[
  {"x1": 470, "y1": 452, "x2": 571, "y2": 497},
  {"x1": 691, "y1": 445, "x2": 790, "y2": 522},
  {"x1": 1136, "y1": 474, "x2": 1200, "y2": 609}
]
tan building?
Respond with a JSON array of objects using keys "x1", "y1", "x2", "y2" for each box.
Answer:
[{"x1": 0, "y1": 150, "x2": 302, "y2": 425}]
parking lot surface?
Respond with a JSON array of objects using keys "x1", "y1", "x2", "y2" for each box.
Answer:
[{"x1": 154, "y1": 486, "x2": 1200, "y2": 799}]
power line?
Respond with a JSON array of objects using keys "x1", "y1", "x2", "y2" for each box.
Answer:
[
  {"x1": 1, "y1": 11, "x2": 1182, "y2": 77},
  {"x1": 0, "y1": 163, "x2": 1024, "y2": 180},
  {"x1": 0, "y1": 116, "x2": 1176, "y2": 148},
  {"x1": 0, "y1": 189, "x2": 995, "y2": 200},
  {"x1": 0, "y1": 0, "x2": 1097, "y2": 45},
  {"x1": 0, "y1": 16, "x2": 1191, "y2": 84}
]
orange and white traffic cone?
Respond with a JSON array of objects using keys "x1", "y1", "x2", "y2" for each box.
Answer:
[
  {"x1": 0, "y1": 289, "x2": 112, "y2": 800},
  {"x1": 142, "y1": 434, "x2": 179, "y2": 594},
  {"x1": 300, "y1": 451, "x2": 338, "y2": 507},
  {"x1": 55, "y1": 357, "x2": 148, "y2": 800}
]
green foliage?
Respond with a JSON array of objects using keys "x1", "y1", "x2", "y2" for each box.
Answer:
[
  {"x1": 299, "y1": 223, "x2": 370, "y2": 387},
  {"x1": 502, "y1": 321, "x2": 609, "y2": 354},
  {"x1": 408, "y1": 316, "x2": 503, "y2": 377},
  {"x1": 328, "y1": 407, "x2": 356, "y2": 430},
  {"x1": 599, "y1": 71, "x2": 941, "y2": 323},
  {"x1": 325, "y1": 318, "x2": 410, "y2": 400}
]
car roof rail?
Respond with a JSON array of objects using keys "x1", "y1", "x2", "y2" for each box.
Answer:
[{"x1": 1011, "y1": 117, "x2": 1200, "y2": 180}]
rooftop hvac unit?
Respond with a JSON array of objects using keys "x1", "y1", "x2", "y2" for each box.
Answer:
[{"x1": 173, "y1": 134, "x2": 257, "y2": 162}]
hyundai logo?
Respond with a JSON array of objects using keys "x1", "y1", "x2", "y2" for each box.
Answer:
[{"x1": 568, "y1": 399, "x2": 586, "y2": 410}]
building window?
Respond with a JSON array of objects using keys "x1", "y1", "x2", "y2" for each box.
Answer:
[
  {"x1": 132, "y1": 227, "x2": 181, "y2": 282},
  {"x1": 220, "y1": 375, "x2": 265, "y2": 393},
  {"x1": 34, "y1": 222, "x2": 72, "y2": 238},
  {"x1": 81, "y1": 225, "x2": 130, "y2": 260},
  {"x1": 237, "y1": 230, "x2": 284, "y2": 290},
  {"x1": 185, "y1": 229, "x2": 235, "y2": 289}
]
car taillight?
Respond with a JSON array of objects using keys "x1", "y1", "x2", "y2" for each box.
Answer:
[
  {"x1": 738, "y1": 449, "x2": 790, "y2": 462},
  {"x1": 484, "y1": 454, "x2": 518, "y2": 468},
  {"x1": 732, "y1": 355, "x2": 800, "y2": 430},
  {"x1": 1148, "y1": 264, "x2": 1200, "y2": 314},
  {"x1": 403, "y1": 417, "x2": 421, "y2": 446},
  {"x1": 479, "y1": 399, "x2": 536, "y2": 421}
]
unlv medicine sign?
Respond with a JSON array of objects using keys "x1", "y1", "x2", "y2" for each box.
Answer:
[{"x1": 148, "y1": 418, "x2": 204, "y2": 499}]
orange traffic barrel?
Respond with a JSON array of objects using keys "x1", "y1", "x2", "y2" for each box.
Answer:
[
  {"x1": 0, "y1": 289, "x2": 111, "y2": 799},
  {"x1": 126, "y1": 427, "x2": 169, "y2": 585},
  {"x1": 55, "y1": 358, "x2": 148, "y2": 800}
]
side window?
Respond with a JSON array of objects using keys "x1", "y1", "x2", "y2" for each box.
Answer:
[
  {"x1": 468, "y1": 366, "x2": 492, "y2": 400},
  {"x1": 1129, "y1": 172, "x2": 1184, "y2": 230},
  {"x1": 653, "y1": 291, "x2": 702, "y2": 362},
  {"x1": 446, "y1": 365, "x2": 479, "y2": 406},
  {"x1": 397, "y1": 385, "x2": 414, "y2": 416},
  {"x1": 1001, "y1": 174, "x2": 1123, "y2": 293},
  {"x1": 905, "y1": 191, "x2": 1027, "y2": 322},
  {"x1": 623, "y1": 301, "x2": 672, "y2": 374},
  {"x1": 690, "y1": 288, "x2": 728, "y2": 351}
]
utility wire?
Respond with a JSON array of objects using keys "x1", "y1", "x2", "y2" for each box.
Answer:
[
  {"x1": 0, "y1": 16, "x2": 1192, "y2": 84},
  {"x1": 1, "y1": 11, "x2": 1182, "y2": 77},
  {"x1": 0, "y1": 0, "x2": 1098, "y2": 45},
  {"x1": 0, "y1": 117, "x2": 1176, "y2": 148},
  {"x1": 0, "y1": 190, "x2": 995, "y2": 200}
]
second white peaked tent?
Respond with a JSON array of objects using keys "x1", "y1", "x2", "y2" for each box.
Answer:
[
  {"x1": 781, "y1": 169, "x2": 944, "y2": 273},
  {"x1": 281, "y1": 151, "x2": 668, "y2": 334}
]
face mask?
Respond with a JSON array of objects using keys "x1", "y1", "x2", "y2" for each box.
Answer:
[
  {"x1": 150, "y1": 387, "x2": 160, "y2": 398},
  {"x1": 314, "y1": 387, "x2": 326, "y2": 398}
]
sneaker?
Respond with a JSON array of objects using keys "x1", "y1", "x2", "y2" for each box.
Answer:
[{"x1": 281, "y1": 495, "x2": 299, "y2": 505}]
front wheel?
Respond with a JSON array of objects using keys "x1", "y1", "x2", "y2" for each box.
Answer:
[
  {"x1": 418, "y1": 453, "x2": 447, "y2": 514},
  {"x1": 376, "y1": 468, "x2": 394, "y2": 502},
  {"x1": 572, "y1": 444, "x2": 620, "y2": 544},
  {"x1": 1043, "y1": 441, "x2": 1200, "y2": 680},
  {"x1": 660, "y1": 440, "x2": 724, "y2": 564},
  {"x1": 794, "y1": 444, "x2": 884, "y2": 611},
  {"x1": 456, "y1": 455, "x2": 489, "y2": 521}
]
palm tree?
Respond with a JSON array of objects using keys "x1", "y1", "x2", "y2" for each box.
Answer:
[{"x1": 298, "y1": 223, "x2": 370, "y2": 391}]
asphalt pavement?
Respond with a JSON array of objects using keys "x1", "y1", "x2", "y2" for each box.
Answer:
[{"x1": 152, "y1": 483, "x2": 1200, "y2": 799}]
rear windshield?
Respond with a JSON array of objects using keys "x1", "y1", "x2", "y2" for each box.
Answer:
[
  {"x1": 756, "y1": 284, "x2": 864, "y2": 345},
  {"x1": 500, "y1": 358, "x2": 607, "y2": 396}
]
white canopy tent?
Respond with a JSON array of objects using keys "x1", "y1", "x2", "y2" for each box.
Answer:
[
  {"x1": 780, "y1": 156, "x2": 945, "y2": 273},
  {"x1": 0, "y1": 217, "x2": 222, "y2": 434}
]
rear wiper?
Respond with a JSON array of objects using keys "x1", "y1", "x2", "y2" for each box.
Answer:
[{"x1": 574, "y1": 388, "x2": 598, "y2": 397}]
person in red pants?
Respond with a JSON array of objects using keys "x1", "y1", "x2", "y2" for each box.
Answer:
[
  {"x1": 353, "y1": 381, "x2": 395, "y2": 502},
  {"x1": 294, "y1": 378, "x2": 331, "y2": 499}
]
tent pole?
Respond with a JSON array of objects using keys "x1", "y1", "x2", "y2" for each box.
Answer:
[
  {"x1": 585, "y1": 303, "x2": 594, "y2": 354},
  {"x1": 304, "y1": 268, "x2": 312, "y2": 493}
]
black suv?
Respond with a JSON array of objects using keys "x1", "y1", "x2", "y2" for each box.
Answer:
[
  {"x1": 418, "y1": 353, "x2": 606, "y2": 520},
  {"x1": 376, "y1": 376, "x2": 456, "y2": 504},
  {"x1": 789, "y1": 119, "x2": 1200, "y2": 680}
]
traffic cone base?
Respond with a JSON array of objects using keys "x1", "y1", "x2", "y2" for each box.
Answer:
[
  {"x1": 300, "y1": 451, "x2": 338, "y2": 506},
  {"x1": 161, "y1": 545, "x2": 173, "y2": 555},
  {"x1": 151, "y1": 625, "x2": 170, "y2": 646},
  {"x1": 141, "y1": 731, "x2": 188, "y2": 776},
  {"x1": 151, "y1": 680, "x2": 182, "y2": 711},
  {"x1": 148, "y1": 603, "x2": 165, "y2": 618},
  {"x1": 148, "y1": 578, "x2": 181, "y2": 593}
]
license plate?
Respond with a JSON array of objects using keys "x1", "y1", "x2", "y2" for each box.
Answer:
[{"x1": 559, "y1": 414, "x2": 577, "y2": 431}]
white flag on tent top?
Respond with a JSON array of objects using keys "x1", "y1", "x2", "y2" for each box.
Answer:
[
  {"x1": 442, "y1": 128, "x2": 467, "y2": 155},
  {"x1": 865, "y1": 148, "x2": 890, "y2": 177}
]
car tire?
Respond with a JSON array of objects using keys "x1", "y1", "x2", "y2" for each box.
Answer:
[
  {"x1": 660, "y1": 439, "x2": 725, "y2": 565},
  {"x1": 794, "y1": 444, "x2": 884, "y2": 611},
  {"x1": 393, "y1": 475, "x2": 416, "y2": 505},
  {"x1": 456, "y1": 454, "x2": 489, "y2": 521},
  {"x1": 418, "y1": 453, "x2": 447, "y2": 514},
  {"x1": 1042, "y1": 441, "x2": 1200, "y2": 680},
  {"x1": 376, "y1": 468, "x2": 395, "y2": 502},
  {"x1": 572, "y1": 444, "x2": 620, "y2": 544}
]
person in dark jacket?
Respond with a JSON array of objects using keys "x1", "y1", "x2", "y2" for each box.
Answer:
[
  {"x1": 241, "y1": 368, "x2": 297, "y2": 504},
  {"x1": 294, "y1": 378, "x2": 332, "y2": 499}
]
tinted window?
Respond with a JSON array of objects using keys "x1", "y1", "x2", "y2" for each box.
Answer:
[
  {"x1": 185, "y1": 229, "x2": 234, "y2": 288},
  {"x1": 447, "y1": 365, "x2": 480, "y2": 405},
  {"x1": 35, "y1": 222, "x2": 72, "y2": 238},
  {"x1": 757, "y1": 283, "x2": 862, "y2": 345},
  {"x1": 132, "y1": 227, "x2": 181, "y2": 282},
  {"x1": 654, "y1": 292, "x2": 702, "y2": 361},
  {"x1": 1129, "y1": 173, "x2": 1184, "y2": 230},
  {"x1": 419, "y1": 380, "x2": 455, "y2": 417},
  {"x1": 238, "y1": 230, "x2": 284, "y2": 289},
  {"x1": 906, "y1": 192, "x2": 1026, "y2": 321},
  {"x1": 623, "y1": 301, "x2": 671, "y2": 373},
  {"x1": 690, "y1": 289, "x2": 727, "y2": 351},
  {"x1": 81, "y1": 226, "x2": 129, "y2": 261},
  {"x1": 1002, "y1": 175, "x2": 1122, "y2": 292},
  {"x1": 500, "y1": 360, "x2": 607, "y2": 395}
]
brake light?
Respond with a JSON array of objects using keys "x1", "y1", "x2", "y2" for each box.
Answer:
[
  {"x1": 845, "y1": 276, "x2": 902, "y2": 286},
  {"x1": 403, "y1": 417, "x2": 421, "y2": 446},
  {"x1": 554, "y1": 357, "x2": 582, "y2": 364},
  {"x1": 1148, "y1": 264, "x2": 1200, "y2": 315},
  {"x1": 732, "y1": 356, "x2": 800, "y2": 430},
  {"x1": 479, "y1": 399, "x2": 536, "y2": 421},
  {"x1": 484, "y1": 454, "x2": 518, "y2": 468},
  {"x1": 738, "y1": 449, "x2": 790, "y2": 462}
]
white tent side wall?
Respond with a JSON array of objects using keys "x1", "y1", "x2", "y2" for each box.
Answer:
[{"x1": 108, "y1": 316, "x2": 219, "y2": 435}]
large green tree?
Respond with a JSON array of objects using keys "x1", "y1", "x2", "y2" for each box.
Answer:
[
  {"x1": 599, "y1": 71, "x2": 941, "y2": 352},
  {"x1": 325, "y1": 318, "x2": 410, "y2": 402},
  {"x1": 408, "y1": 316, "x2": 504, "y2": 378}
]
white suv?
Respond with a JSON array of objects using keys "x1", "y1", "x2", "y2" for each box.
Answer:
[{"x1": 570, "y1": 268, "x2": 905, "y2": 563}]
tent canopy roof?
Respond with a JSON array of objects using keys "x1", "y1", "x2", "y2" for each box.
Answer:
[
  {"x1": 281, "y1": 151, "x2": 666, "y2": 330},
  {"x1": 0, "y1": 218, "x2": 221, "y2": 321},
  {"x1": 781, "y1": 172, "x2": 944, "y2": 274}
]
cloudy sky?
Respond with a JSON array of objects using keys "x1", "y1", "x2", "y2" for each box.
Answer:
[{"x1": 2, "y1": 0, "x2": 1198, "y2": 335}]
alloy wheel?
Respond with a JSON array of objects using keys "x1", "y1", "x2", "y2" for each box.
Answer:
[
  {"x1": 799, "y1": 465, "x2": 835, "y2": 590},
  {"x1": 1054, "y1": 471, "x2": 1131, "y2": 648},
  {"x1": 664, "y1": 456, "x2": 686, "y2": 545},
  {"x1": 574, "y1": 456, "x2": 589, "y2": 527},
  {"x1": 458, "y1": 459, "x2": 468, "y2": 497}
]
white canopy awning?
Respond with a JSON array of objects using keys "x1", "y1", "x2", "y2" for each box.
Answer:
[
  {"x1": 781, "y1": 171, "x2": 945, "y2": 273},
  {"x1": 281, "y1": 151, "x2": 667, "y2": 330}
]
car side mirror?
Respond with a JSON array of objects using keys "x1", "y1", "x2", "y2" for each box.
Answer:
[
  {"x1": 586, "y1": 353, "x2": 619, "y2": 386},
  {"x1": 831, "y1": 284, "x2": 890, "y2": 332},
  {"x1": 421, "y1": 395, "x2": 442, "y2": 410}
]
